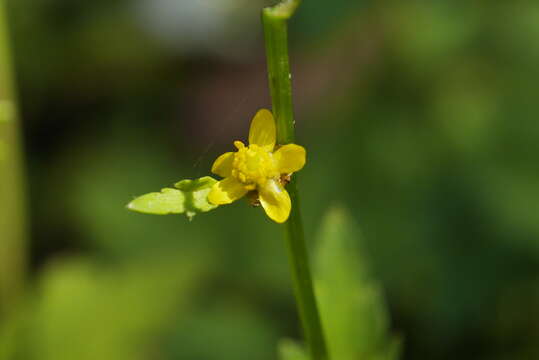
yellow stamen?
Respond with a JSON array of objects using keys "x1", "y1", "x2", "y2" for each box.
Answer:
[{"x1": 231, "y1": 144, "x2": 279, "y2": 186}]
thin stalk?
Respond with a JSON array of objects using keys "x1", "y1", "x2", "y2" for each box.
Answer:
[
  {"x1": 0, "y1": 0, "x2": 27, "y2": 315},
  {"x1": 262, "y1": 2, "x2": 329, "y2": 360}
]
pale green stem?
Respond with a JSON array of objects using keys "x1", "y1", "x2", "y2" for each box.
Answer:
[
  {"x1": 0, "y1": 0, "x2": 27, "y2": 316},
  {"x1": 262, "y1": 2, "x2": 329, "y2": 359}
]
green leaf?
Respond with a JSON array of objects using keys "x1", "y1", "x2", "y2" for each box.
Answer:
[
  {"x1": 314, "y1": 206, "x2": 402, "y2": 360},
  {"x1": 278, "y1": 339, "x2": 309, "y2": 360},
  {"x1": 127, "y1": 188, "x2": 185, "y2": 215},
  {"x1": 127, "y1": 176, "x2": 218, "y2": 219}
]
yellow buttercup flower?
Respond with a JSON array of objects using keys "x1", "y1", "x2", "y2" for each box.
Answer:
[{"x1": 208, "y1": 109, "x2": 306, "y2": 223}]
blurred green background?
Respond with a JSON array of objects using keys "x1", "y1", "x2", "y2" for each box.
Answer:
[{"x1": 1, "y1": 0, "x2": 539, "y2": 359}]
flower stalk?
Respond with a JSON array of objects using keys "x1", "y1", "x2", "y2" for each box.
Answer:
[
  {"x1": 0, "y1": 0, "x2": 27, "y2": 315},
  {"x1": 262, "y1": 2, "x2": 329, "y2": 360}
]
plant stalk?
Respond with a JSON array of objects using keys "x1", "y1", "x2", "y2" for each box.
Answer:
[
  {"x1": 262, "y1": 2, "x2": 329, "y2": 359},
  {"x1": 0, "y1": 0, "x2": 27, "y2": 316}
]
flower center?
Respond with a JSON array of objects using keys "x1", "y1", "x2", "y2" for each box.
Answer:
[{"x1": 231, "y1": 142, "x2": 278, "y2": 186}]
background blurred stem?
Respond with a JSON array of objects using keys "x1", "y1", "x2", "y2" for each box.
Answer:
[
  {"x1": 262, "y1": 2, "x2": 329, "y2": 360},
  {"x1": 0, "y1": 0, "x2": 27, "y2": 316}
]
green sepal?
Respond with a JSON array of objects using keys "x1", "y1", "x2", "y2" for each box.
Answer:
[
  {"x1": 174, "y1": 176, "x2": 218, "y2": 219},
  {"x1": 127, "y1": 176, "x2": 218, "y2": 220},
  {"x1": 174, "y1": 176, "x2": 215, "y2": 192}
]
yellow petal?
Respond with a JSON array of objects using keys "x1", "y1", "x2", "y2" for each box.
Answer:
[
  {"x1": 273, "y1": 144, "x2": 306, "y2": 174},
  {"x1": 259, "y1": 179, "x2": 291, "y2": 223},
  {"x1": 211, "y1": 152, "x2": 234, "y2": 177},
  {"x1": 248, "y1": 109, "x2": 276, "y2": 151},
  {"x1": 208, "y1": 177, "x2": 248, "y2": 205}
]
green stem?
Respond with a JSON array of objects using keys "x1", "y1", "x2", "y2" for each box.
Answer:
[
  {"x1": 0, "y1": 0, "x2": 27, "y2": 315},
  {"x1": 262, "y1": 3, "x2": 329, "y2": 360}
]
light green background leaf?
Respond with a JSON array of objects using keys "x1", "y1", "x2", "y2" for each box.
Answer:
[
  {"x1": 0, "y1": 252, "x2": 211, "y2": 360},
  {"x1": 314, "y1": 206, "x2": 401, "y2": 360}
]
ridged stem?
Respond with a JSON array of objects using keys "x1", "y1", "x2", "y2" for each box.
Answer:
[{"x1": 262, "y1": 2, "x2": 329, "y2": 360}]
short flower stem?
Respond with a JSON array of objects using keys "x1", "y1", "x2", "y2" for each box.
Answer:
[
  {"x1": 0, "y1": 0, "x2": 27, "y2": 315},
  {"x1": 262, "y1": 2, "x2": 329, "y2": 360}
]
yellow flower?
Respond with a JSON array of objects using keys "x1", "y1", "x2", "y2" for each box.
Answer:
[{"x1": 208, "y1": 109, "x2": 306, "y2": 223}]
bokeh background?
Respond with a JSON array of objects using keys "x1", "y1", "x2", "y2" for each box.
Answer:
[{"x1": 1, "y1": 0, "x2": 539, "y2": 359}]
